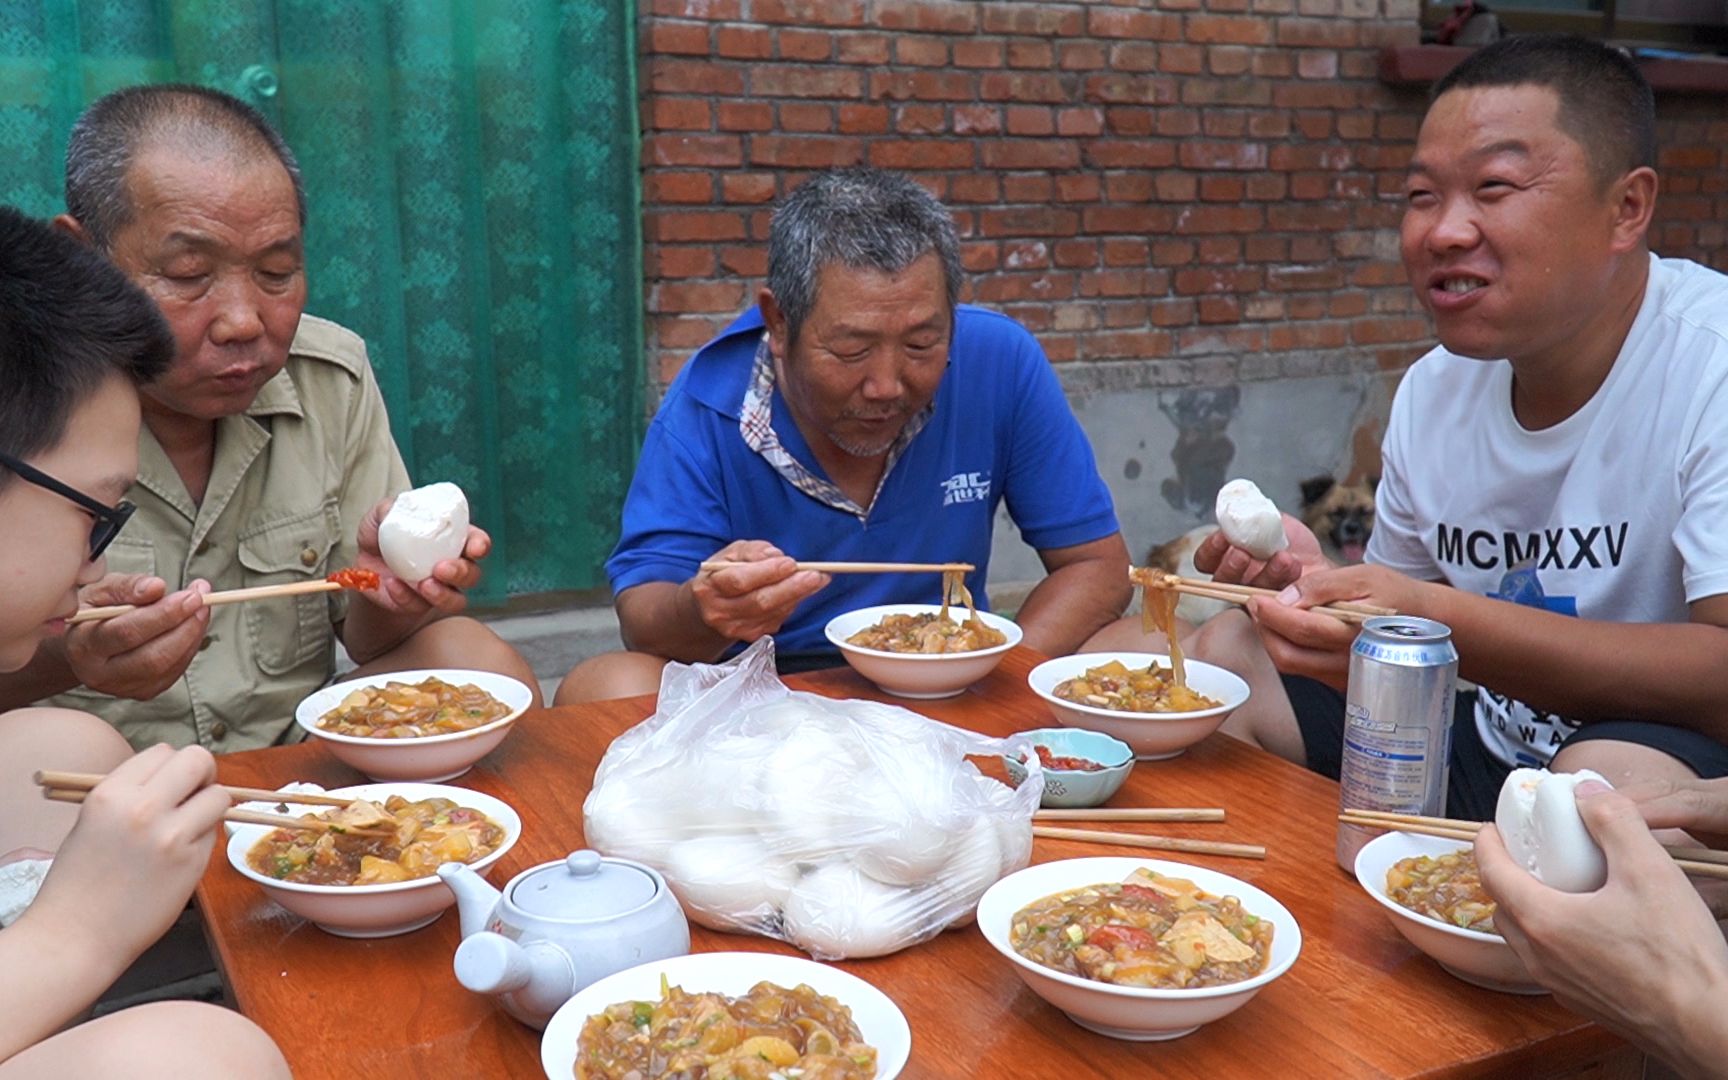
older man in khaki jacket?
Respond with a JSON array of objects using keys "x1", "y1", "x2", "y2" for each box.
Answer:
[{"x1": 0, "y1": 84, "x2": 536, "y2": 750}]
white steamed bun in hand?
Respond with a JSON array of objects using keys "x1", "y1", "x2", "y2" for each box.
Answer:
[
  {"x1": 379, "y1": 482, "x2": 470, "y2": 583},
  {"x1": 1214, "y1": 478, "x2": 1289, "y2": 561},
  {"x1": 1494, "y1": 767, "x2": 1611, "y2": 893}
]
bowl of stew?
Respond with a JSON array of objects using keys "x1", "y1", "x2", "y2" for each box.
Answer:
[
  {"x1": 977, "y1": 856, "x2": 1301, "y2": 1041},
  {"x1": 294, "y1": 668, "x2": 535, "y2": 782},
  {"x1": 1353, "y1": 830, "x2": 1543, "y2": 994},
  {"x1": 1003, "y1": 728, "x2": 1135, "y2": 809},
  {"x1": 1027, "y1": 653, "x2": 1249, "y2": 760},
  {"x1": 225, "y1": 781, "x2": 521, "y2": 938},
  {"x1": 824, "y1": 604, "x2": 1022, "y2": 699},
  {"x1": 540, "y1": 951, "x2": 911, "y2": 1079}
]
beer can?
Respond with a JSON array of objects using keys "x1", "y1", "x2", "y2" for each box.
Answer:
[{"x1": 1335, "y1": 615, "x2": 1459, "y2": 872}]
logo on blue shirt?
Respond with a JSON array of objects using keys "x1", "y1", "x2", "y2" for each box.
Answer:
[{"x1": 941, "y1": 471, "x2": 991, "y2": 506}]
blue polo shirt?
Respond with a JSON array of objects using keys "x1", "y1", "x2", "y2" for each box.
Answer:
[{"x1": 607, "y1": 304, "x2": 1120, "y2": 660}]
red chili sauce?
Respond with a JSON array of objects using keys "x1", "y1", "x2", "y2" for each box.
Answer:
[
  {"x1": 327, "y1": 567, "x2": 381, "y2": 590},
  {"x1": 1034, "y1": 744, "x2": 1105, "y2": 772}
]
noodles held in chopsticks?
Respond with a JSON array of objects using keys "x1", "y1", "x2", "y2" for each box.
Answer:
[{"x1": 1131, "y1": 567, "x2": 1188, "y2": 691}]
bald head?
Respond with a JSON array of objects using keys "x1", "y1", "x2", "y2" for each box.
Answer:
[{"x1": 65, "y1": 83, "x2": 305, "y2": 251}]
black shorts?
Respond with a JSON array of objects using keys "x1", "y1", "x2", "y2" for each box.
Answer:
[
  {"x1": 1281, "y1": 674, "x2": 1728, "y2": 821},
  {"x1": 774, "y1": 651, "x2": 844, "y2": 676}
]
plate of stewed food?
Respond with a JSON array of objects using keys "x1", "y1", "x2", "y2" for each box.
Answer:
[
  {"x1": 294, "y1": 668, "x2": 535, "y2": 781},
  {"x1": 225, "y1": 781, "x2": 521, "y2": 937},
  {"x1": 541, "y1": 950, "x2": 911, "y2": 1080},
  {"x1": 1353, "y1": 831, "x2": 1543, "y2": 994},
  {"x1": 825, "y1": 571, "x2": 1022, "y2": 699},
  {"x1": 977, "y1": 857, "x2": 1300, "y2": 1041},
  {"x1": 1027, "y1": 652, "x2": 1249, "y2": 760}
]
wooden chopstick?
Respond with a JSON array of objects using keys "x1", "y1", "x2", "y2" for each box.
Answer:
[
  {"x1": 1666, "y1": 845, "x2": 1728, "y2": 868},
  {"x1": 1033, "y1": 808, "x2": 1226, "y2": 823},
  {"x1": 68, "y1": 579, "x2": 345, "y2": 624},
  {"x1": 1130, "y1": 567, "x2": 1395, "y2": 624},
  {"x1": 1032, "y1": 825, "x2": 1265, "y2": 860},
  {"x1": 33, "y1": 770, "x2": 358, "y2": 810},
  {"x1": 1344, "y1": 808, "x2": 1728, "y2": 864},
  {"x1": 40, "y1": 787, "x2": 385, "y2": 835},
  {"x1": 1337, "y1": 811, "x2": 1728, "y2": 880},
  {"x1": 1338, "y1": 813, "x2": 1476, "y2": 842},
  {"x1": 698, "y1": 560, "x2": 975, "y2": 574}
]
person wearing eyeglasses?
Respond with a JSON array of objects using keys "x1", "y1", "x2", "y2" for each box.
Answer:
[
  {"x1": 0, "y1": 206, "x2": 289, "y2": 1077},
  {"x1": 0, "y1": 84, "x2": 537, "y2": 751}
]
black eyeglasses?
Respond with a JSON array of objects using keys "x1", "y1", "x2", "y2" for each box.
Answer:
[{"x1": 0, "y1": 449, "x2": 136, "y2": 560}]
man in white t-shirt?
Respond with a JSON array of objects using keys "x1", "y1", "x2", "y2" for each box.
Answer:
[{"x1": 1188, "y1": 34, "x2": 1728, "y2": 819}]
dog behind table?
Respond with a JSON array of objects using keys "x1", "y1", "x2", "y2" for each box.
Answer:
[{"x1": 1145, "y1": 475, "x2": 1377, "y2": 625}]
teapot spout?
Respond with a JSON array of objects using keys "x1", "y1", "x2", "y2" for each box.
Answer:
[{"x1": 437, "y1": 861, "x2": 501, "y2": 939}]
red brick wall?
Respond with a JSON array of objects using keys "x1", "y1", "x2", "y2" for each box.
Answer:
[{"x1": 639, "y1": 1, "x2": 1728, "y2": 388}]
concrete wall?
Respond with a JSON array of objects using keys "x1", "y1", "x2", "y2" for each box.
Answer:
[{"x1": 990, "y1": 360, "x2": 1396, "y2": 588}]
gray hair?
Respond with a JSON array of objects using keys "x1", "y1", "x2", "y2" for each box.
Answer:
[
  {"x1": 65, "y1": 83, "x2": 306, "y2": 251},
  {"x1": 766, "y1": 167, "x2": 963, "y2": 347}
]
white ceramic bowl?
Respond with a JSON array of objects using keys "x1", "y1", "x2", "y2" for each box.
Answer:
[
  {"x1": 1353, "y1": 831, "x2": 1544, "y2": 995},
  {"x1": 225, "y1": 781, "x2": 521, "y2": 938},
  {"x1": 1027, "y1": 653, "x2": 1250, "y2": 760},
  {"x1": 977, "y1": 856, "x2": 1301, "y2": 1041},
  {"x1": 540, "y1": 951, "x2": 912, "y2": 1079},
  {"x1": 294, "y1": 668, "x2": 535, "y2": 782},
  {"x1": 825, "y1": 604, "x2": 1022, "y2": 699}
]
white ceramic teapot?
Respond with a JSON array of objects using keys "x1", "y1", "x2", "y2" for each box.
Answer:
[{"x1": 439, "y1": 849, "x2": 690, "y2": 1029}]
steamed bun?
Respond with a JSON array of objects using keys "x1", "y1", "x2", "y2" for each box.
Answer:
[
  {"x1": 782, "y1": 862, "x2": 938, "y2": 959},
  {"x1": 1494, "y1": 767, "x2": 1611, "y2": 893},
  {"x1": 664, "y1": 836, "x2": 798, "y2": 931},
  {"x1": 379, "y1": 482, "x2": 470, "y2": 583},
  {"x1": 1214, "y1": 479, "x2": 1289, "y2": 560}
]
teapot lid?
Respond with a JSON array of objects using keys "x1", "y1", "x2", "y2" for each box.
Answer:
[{"x1": 509, "y1": 850, "x2": 658, "y2": 920}]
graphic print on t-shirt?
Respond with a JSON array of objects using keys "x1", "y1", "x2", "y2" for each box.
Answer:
[
  {"x1": 1434, "y1": 521, "x2": 1629, "y2": 575},
  {"x1": 1478, "y1": 562, "x2": 1584, "y2": 765},
  {"x1": 1489, "y1": 561, "x2": 1578, "y2": 616}
]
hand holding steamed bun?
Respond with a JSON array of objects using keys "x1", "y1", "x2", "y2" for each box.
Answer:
[
  {"x1": 1476, "y1": 777, "x2": 1728, "y2": 1074},
  {"x1": 1494, "y1": 767, "x2": 1610, "y2": 892},
  {"x1": 1215, "y1": 479, "x2": 1289, "y2": 561},
  {"x1": 356, "y1": 482, "x2": 489, "y2": 614}
]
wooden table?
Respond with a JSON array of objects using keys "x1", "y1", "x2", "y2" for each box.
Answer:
[{"x1": 196, "y1": 650, "x2": 1636, "y2": 1079}]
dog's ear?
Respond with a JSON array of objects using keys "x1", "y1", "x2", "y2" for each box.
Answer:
[
  {"x1": 1367, "y1": 474, "x2": 1380, "y2": 494},
  {"x1": 1299, "y1": 475, "x2": 1337, "y2": 508}
]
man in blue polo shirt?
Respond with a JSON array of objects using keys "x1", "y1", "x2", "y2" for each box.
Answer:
[{"x1": 556, "y1": 167, "x2": 1130, "y2": 703}]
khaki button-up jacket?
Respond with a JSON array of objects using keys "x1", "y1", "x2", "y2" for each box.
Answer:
[{"x1": 47, "y1": 315, "x2": 410, "y2": 751}]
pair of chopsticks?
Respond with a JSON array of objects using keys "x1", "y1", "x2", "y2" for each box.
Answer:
[
  {"x1": 1133, "y1": 567, "x2": 1394, "y2": 625},
  {"x1": 69, "y1": 576, "x2": 369, "y2": 625},
  {"x1": 698, "y1": 560, "x2": 975, "y2": 574},
  {"x1": 34, "y1": 770, "x2": 392, "y2": 837},
  {"x1": 1338, "y1": 808, "x2": 1728, "y2": 880},
  {"x1": 1028, "y1": 806, "x2": 1267, "y2": 861}
]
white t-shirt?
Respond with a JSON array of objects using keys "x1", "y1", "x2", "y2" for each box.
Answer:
[{"x1": 1367, "y1": 255, "x2": 1728, "y2": 768}]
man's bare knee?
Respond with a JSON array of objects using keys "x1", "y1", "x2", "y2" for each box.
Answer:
[{"x1": 555, "y1": 651, "x2": 669, "y2": 706}]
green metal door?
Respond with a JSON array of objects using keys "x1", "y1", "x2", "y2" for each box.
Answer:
[{"x1": 0, "y1": 0, "x2": 644, "y2": 602}]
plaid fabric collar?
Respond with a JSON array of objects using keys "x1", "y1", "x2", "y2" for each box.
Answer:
[{"x1": 738, "y1": 333, "x2": 933, "y2": 520}]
